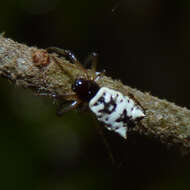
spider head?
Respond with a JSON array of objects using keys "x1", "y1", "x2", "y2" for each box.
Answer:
[{"x1": 72, "y1": 78, "x2": 100, "y2": 102}]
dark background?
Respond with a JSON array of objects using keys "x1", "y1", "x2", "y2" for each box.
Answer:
[{"x1": 0, "y1": 0, "x2": 190, "y2": 189}]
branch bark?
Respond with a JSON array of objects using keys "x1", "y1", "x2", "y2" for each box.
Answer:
[{"x1": 0, "y1": 35, "x2": 190, "y2": 153}]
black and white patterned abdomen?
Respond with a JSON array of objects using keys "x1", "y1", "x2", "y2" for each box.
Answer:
[{"x1": 89, "y1": 87, "x2": 145, "y2": 139}]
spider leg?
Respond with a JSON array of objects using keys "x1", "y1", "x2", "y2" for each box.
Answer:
[
  {"x1": 93, "y1": 120, "x2": 115, "y2": 165},
  {"x1": 94, "y1": 69, "x2": 106, "y2": 82},
  {"x1": 47, "y1": 47, "x2": 78, "y2": 64},
  {"x1": 50, "y1": 55, "x2": 76, "y2": 82},
  {"x1": 56, "y1": 100, "x2": 81, "y2": 116},
  {"x1": 84, "y1": 52, "x2": 100, "y2": 80},
  {"x1": 84, "y1": 52, "x2": 98, "y2": 72},
  {"x1": 47, "y1": 47, "x2": 88, "y2": 77},
  {"x1": 127, "y1": 92, "x2": 146, "y2": 113}
]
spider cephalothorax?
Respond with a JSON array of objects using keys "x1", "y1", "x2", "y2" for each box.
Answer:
[
  {"x1": 72, "y1": 78, "x2": 100, "y2": 102},
  {"x1": 48, "y1": 47, "x2": 145, "y2": 139}
]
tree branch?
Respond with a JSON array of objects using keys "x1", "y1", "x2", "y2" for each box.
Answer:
[{"x1": 0, "y1": 35, "x2": 190, "y2": 153}]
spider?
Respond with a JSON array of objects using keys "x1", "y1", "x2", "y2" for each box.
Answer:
[{"x1": 47, "y1": 47, "x2": 145, "y2": 140}]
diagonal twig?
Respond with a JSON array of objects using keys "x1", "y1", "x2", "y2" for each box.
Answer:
[{"x1": 0, "y1": 35, "x2": 190, "y2": 153}]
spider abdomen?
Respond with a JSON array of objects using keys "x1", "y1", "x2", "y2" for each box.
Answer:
[{"x1": 89, "y1": 87, "x2": 145, "y2": 139}]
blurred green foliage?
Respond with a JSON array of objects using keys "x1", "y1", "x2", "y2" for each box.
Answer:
[{"x1": 1, "y1": 0, "x2": 190, "y2": 189}]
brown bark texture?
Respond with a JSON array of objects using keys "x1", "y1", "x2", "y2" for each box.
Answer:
[{"x1": 0, "y1": 35, "x2": 190, "y2": 154}]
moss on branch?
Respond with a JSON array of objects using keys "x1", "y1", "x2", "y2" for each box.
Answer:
[{"x1": 0, "y1": 35, "x2": 190, "y2": 153}]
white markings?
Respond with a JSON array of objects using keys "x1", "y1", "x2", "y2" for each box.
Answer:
[{"x1": 89, "y1": 87, "x2": 145, "y2": 139}]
